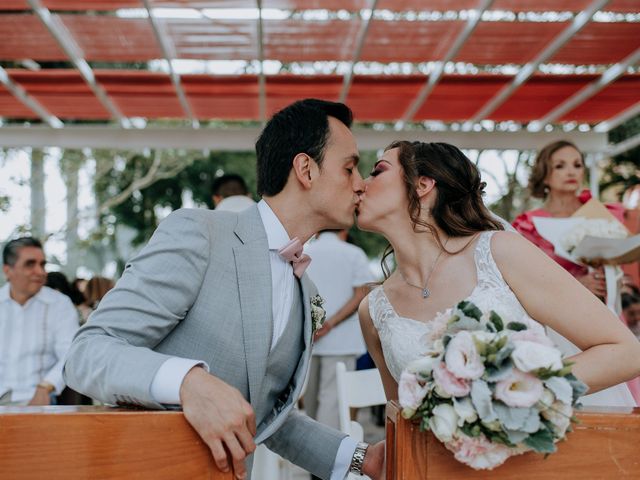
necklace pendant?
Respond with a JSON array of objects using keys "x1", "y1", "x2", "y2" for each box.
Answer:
[{"x1": 422, "y1": 288, "x2": 430, "y2": 299}]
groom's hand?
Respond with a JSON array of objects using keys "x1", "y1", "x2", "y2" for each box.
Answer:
[
  {"x1": 362, "y1": 440, "x2": 386, "y2": 480},
  {"x1": 180, "y1": 366, "x2": 256, "y2": 480}
]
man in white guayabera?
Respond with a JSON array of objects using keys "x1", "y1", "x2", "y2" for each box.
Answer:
[{"x1": 0, "y1": 237, "x2": 78, "y2": 406}]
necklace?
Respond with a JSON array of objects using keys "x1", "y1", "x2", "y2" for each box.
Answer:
[{"x1": 398, "y1": 238, "x2": 449, "y2": 299}]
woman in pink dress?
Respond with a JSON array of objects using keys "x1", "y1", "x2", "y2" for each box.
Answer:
[{"x1": 513, "y1": 139, "x2": 640, "y2": 403}]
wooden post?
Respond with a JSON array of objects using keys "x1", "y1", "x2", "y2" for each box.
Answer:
[
  {"x1": 0, "y1": 406, "x2": 234, "y2": 480},
  {"x1": 386, "y1": 401, "x2": 640, "y2": 479}
]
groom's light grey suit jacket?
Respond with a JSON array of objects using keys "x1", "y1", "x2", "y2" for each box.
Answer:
[{"x1": 63, "y1": 206, "x2": 346, "y2": 479}]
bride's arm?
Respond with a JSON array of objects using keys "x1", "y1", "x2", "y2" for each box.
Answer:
[
  {"x1": 358, "y1": 297, "x2": 399, "y2": 401},
  {"x1": 492, "y1": 231, "x2": 640, "y2": 394}
]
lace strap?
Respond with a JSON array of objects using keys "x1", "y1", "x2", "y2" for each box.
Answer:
[
  {"x1": 367, "y1": 285, "x2": 394, "y2": 330},
  {"x1": 474, "y1": 230, "x2": 509, "y2": 289}
]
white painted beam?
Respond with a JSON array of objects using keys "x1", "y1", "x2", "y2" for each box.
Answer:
[
  {"x1": 530, "y1": 47, "x2": 640, "y2": 130},
  {"x1": 397, "y1": 0, "x2": 494, "y2": 129},
  {"x1": 27, "y1": 0, "x2": 131, "y2": 129},
  {"x1": 142, "y1": 0, "x2": 199, "y2": 128},
  {"x1": 339, "y1": 0, "x2": 379, "y2": 103},
  {"x1": 472, "y1": 0, "x2": 609, "y2": 122},
  {"x1": 0, "y1": 125, "x2": 609, "y2": 152},
  {"x1": 0, "y1": 66, "x2": 63, "y2": 128},
  {"x1": 594, "y1": 101, "x2": 640, "y2": 133}
]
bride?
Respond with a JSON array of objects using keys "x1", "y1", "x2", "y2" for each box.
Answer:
[{"x1": 356, "y1": 140, "x2": 640, "y2": 408}]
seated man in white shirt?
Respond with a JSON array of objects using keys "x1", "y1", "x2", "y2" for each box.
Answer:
[
  {"x1": 0, "y1": 237, "x2": 79, "y2": 406},
  {"x1": 212, "y1": 173, "x2": 256, "y2": 213}
]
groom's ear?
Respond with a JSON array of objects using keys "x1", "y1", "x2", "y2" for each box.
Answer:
[
  {"x1": 416, "y1": 176, "x2": 436, "y2": 199},
  {"x1": 292, "y1": 153, "x2": 315, "y2": 189}
]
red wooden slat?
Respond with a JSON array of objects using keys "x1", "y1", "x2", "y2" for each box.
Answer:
[{"x1": 551, "y1": 23, "x2": 640, "y2": 65}]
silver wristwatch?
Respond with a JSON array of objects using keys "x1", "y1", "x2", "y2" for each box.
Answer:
[{"x1": 349, "y1": 442, "x2": 369, "y2": 476}]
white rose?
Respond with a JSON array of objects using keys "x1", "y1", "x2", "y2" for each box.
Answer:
[
  {"x1": 542, "y1": 401, "x2": 573, "y2": 437},
  {"x1": 538, "y1": 388, "x2": 555, "y2": 410},
  {"x1": 429, "y1": 404, "x2": 459, "y2": 443},
  {"x1": 406, "y1": 355, "x2": 441, "y2": 376},
  {"x1": 512, "y1": 340, "x2": 563, "y2": 373},
  {"x1": 445, "y1": 331, "x2": 485, "y2": 380},
  {"x1": 453, "y1": 397, "x2": 478, "y2": 427}
]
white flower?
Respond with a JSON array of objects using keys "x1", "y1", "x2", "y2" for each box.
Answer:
[
  {"x1": 406, "y1": 354, "x2": 441, "y2": 377},
  {"x1": 398, "y1": 371, "x2": 428, "y2": 418},
  {"x1": 512, "y1": 340, "x2": 563, "y2": 373},
  {"x1": 429, "y1": 404, "x2": 459, "y2": 443},
  {"x1": 542, "y1": 401, "x2": 573, "y2": 437},
  {"x1": 538, "y1": 388, "x2": 555, "y2": 411},
  {"x1": 310, "y1": 295, "x2": 326, "y2": 333},
  {"x1": 453, "y1": 397, "x2": 478, "y2": 427},
  {"x1": 494, "y1": 369, "x2": 544, "y2": 408},
  {"x1": 445, "y1": 331, "x2": 485, "y2": 380},
  {"x1": 561, "y1": 219, "x2": 627, "y2": 253}
]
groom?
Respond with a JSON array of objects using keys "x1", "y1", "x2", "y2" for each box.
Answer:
[{"x1": 63, "y1": 99, "x2": 384, "y2": 480}]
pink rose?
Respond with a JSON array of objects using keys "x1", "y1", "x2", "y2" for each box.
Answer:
[
  {"x1": 445, "y1": 331, "x2": 485, "y2": 380},
  {"x1": 495, "y1": 369, "x2": 544, "y2": 408},
  {"x1": 433, "y1": 362, "x2": 471, "y2": 397},
  {"x1": 398, "y1": 371, "x2": 428, "y2": 418},
  {"x1": 447, "y1": 434, "x2": 514, "y2": 470}
]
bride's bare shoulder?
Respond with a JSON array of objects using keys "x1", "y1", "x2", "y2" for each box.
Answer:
[{"x1": 490, "y1": 230, "x2": 555, "y2": 271}]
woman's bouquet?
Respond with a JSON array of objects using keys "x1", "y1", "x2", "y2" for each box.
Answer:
[{"x1": 398, "y1": 301, "x2": 587, "y2": 470}]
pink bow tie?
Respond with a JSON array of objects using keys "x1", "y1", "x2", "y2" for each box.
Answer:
[{"x1": 278, "y1": 237, "x2": 311, "y2": 278}]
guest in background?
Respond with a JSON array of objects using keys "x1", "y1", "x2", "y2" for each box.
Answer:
[
  {"x1": 47, "y1": 271, "x2": 85, "y2": 309},
  {"x1": 211, "y1": 173, "x2": 256, "y2": 212},
  {"x1": 512, "y1": 140, "x2": 625, "y2": 297},
  {"x1": 0, "y1": 237, "x2": 78, "y2": 405},
  {"x1": 78, "y1": 276, "x2": 114, "y2": 324},
  {"x1": 623, "y1": 293, "x2": 640, "y2": 340},
  {"x1": 304, "y1": 230, "x2": 374, "y2": 434}
]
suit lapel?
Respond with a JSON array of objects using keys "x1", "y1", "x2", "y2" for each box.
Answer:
[{"x1": 233, "y1": 206, "x2": 272, "y2": 407}]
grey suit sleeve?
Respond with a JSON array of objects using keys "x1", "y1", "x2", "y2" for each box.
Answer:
[
  {"x1": 63, "y1": 209, "x2": 211, "y2": 408},
  {"x1": 263, "y1": 410, "x2": 346, "y2": 480}
]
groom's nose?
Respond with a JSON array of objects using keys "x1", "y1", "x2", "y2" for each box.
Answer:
[{"x1": 353, "y1": 169, "x2": 365, "y2": 194}]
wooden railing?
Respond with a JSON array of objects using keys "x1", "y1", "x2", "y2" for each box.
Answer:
[
  {"x1": 386, "y1": 401, "x2": 640, "y2": 479},
  {"x1": 0, "y1": 406, "x2": 233, "y2": 480}
]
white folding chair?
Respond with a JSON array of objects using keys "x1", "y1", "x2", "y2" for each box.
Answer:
[{"x1": 335, "y1": 362, "x2": 386, "y2": 480}]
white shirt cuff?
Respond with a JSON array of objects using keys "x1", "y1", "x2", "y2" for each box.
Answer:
[
  {"x1": 150, "y1": 357, "x2": 209, "y2": 405},
  {"x1": 331, "y1": 436, "x2": 358, "y2": 480}
]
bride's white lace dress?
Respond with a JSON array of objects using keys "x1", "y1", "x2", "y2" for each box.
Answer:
[{"x1": 369, "y1": 230, "x2": 635, "y2": 407}]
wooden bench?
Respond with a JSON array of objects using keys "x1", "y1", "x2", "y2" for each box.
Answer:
[
  {"x1": 386, "y1": 401, "x2": 640, "y2": 479},
  {"x1": 0, "y1": 406, "x2": 233, "y2": 479}
]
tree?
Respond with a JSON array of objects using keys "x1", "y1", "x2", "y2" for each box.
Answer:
[
  {"x1": 600, "y1": 115, "x2": 640, "y2": 198},
  {"x1": 59, "y1": 149, "x2": 85, "y2": 277},
  {"x1": 30, "y1": 148, "x2": 46, "y2": 239}
]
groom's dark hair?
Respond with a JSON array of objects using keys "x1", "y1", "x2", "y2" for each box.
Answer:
[{"x1": 255, "y1": 98, "x2": 353, "y2": 196}]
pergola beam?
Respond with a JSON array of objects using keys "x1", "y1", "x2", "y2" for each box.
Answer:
[
  {"x1": 0, "y1": 66, "x2": 63, "y2": 128},
  {"x1": 471, "y1": 0, "x2": 609, "y2": 122},
  {"x1": 142, "y1": 0, "x2": 199, "y2": 128},
  {"x1": 594, "y1": 100, "x2": 640, "y2": 132},
  {"x1": 397, "y1": 0, "x2": 494, "y2": 129},
  {"x1": 530, "y1": 47, "x2": 640, "y2": 130},
  {"x1": 339, "y1": 0, "x2": 379, "y2": 103},
  {"x1": 27, "y1": 0, "x2": 130, "y2": 129},
  {"x1": 0, "y1": 125, "x2": 608, "y2": 152}
]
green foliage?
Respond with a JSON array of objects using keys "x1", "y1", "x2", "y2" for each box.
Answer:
[{"x1": 600, "y1": 114, "x2": 640, "y2": 198}]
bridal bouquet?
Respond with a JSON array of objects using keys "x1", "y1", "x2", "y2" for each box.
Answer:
[{"x1": 398, "y1": 301, "x2": 587, "y2": 470}]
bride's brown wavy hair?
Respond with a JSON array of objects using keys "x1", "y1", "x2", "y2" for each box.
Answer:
[{"x1": 380, "y1": 141, "x2": 504, "y2": 278}]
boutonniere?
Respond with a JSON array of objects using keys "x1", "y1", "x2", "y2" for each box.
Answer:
[{"x1": 310, "y1": 294, "x2": 326, "y2": 334}]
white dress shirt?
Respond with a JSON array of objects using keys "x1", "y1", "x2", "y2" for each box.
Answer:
[
  {"x1": 306, "y1": 232, "x2": 375, "y2": 356},
  {"x1": 150, "y1": 201, "x2": 356, "y2": 480},
  {"x1": 0, "y1": 284, "x2": 79, "y2": 403}
]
